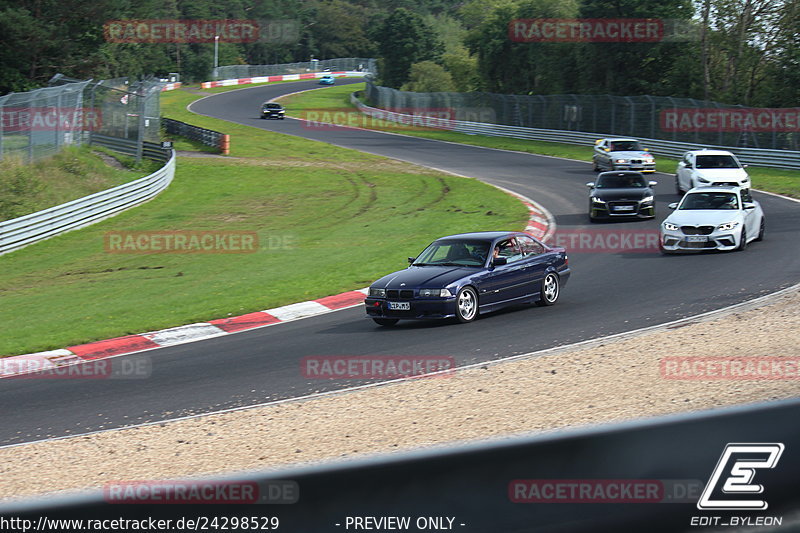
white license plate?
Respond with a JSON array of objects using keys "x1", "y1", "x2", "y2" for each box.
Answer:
[
  {"x1": 388, "y1": 301, "x2": 410, "y2": 310},
  {"x1": 613, "y1": 205, "x2": 635, "y2": 211},
  {"x1": 686, "y1": 236, "x2": 708, "y2": 242}
]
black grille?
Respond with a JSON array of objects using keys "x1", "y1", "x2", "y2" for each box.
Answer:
[
  {"x1": 631, "y1": 159, "x2": 642, "y2": 164},
  {"x1": 386, "y1": 289, "x2": 414, "y2": 299},
  {"x1": 681, "y1": 240, "x2": 717, "y2": 249},
  {"x1": 681, "y1": 226, "x2": 714, "y2": 235}
]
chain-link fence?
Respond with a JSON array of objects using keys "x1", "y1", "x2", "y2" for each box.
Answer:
[
  {"x1": 365, "y1": 81, "x2": 798, "y2": 151},
  {"x1": 213, "y1": 58, "x2": 376, "y2": 80},
  {"x1": 0, "y1": 76, "x2": 162, "y2": 164},
  {"x1": 0, "y1": 81, "x2": 92, "y2": 162}
]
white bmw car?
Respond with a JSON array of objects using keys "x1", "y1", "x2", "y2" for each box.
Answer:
[
  {"x1": 675, "y1": 149, "x2": 751, "y2": 193},
  {"x1": 660, "y1": 186, "x2": 765, "y2": 253}
]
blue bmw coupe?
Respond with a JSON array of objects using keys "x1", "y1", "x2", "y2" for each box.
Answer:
[{"x1": 365, "y1": 231, "x2": 570, "y2": 326}]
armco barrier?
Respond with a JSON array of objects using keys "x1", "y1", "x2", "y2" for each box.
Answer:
[
  {"x1": 162, "y1": 117, "x2": 228, "y2": 154},
  {"x1": 351, "y1": 94, "x2": 800, "y2": 170},
  {"x1": 1, "y1": 397, "x2": 798, "y2": 531},
  {"x1": 0, "y1": 139, "x2": 174, "y2": 255},
  {"x1": 201, "y1": 71, "x2": 366, "y2": 89}
]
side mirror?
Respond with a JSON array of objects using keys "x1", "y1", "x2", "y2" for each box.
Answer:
[
  {"x1": 408, "y1": 257, "x2": 416, "y2": 264},
  {"x1": 493, "y1": 257, "x2": 508, "y2": 266},
  {"x1": 586, "y1": 182, "x2": 595, "y2": 188},
  {"x1": 594, "y1": 139, "x2": 603, "y2": 145},
  {"x1": 648, "y1": 181, "x2": 658, "y2": 187},
  {"x1": 668, "y1": 202, "x2": 678, "y2": 210},
  {"x1": 743, "y1": 202, "x2": 756, "y2": 210}
]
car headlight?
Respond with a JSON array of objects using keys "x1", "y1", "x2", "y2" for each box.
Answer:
[
  {"x1": 644, "y1": 157, "x2": 654, "y2": 162},
  {"x1": 697, "y1": 177, "x2": 710, "y2": 183},
  {"x1": 592, "y1": 197, "x2": 606, "y2": 204},
  {"x1": 717, "y1": 221, "x2": 739, "y2": 231},
  {"x1": 641, "y1": 195, "x2": 654, "y2": 203},
  {"x1": 614, "y1": 159, "x2": 629, "y2": 164},
  {"x1": 663, "y1": 222, "x2": 680, "y2": 231},
  {"x1": 369, "y1": 288, "x2": 386, "y2": 298},
  {"x1": 419, "y1": 288, "x2": 453, "y2": 297}
]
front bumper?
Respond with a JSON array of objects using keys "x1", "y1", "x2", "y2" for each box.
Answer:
[
  {"x1": 261, "y1": 112, "x2": 285, "y2": 119},
  {"x1": 591, "y1": 201, "x2": 655, "y2": 219},
  {"x1": 660, "y1": 229, "x2": 739, "y2": 252},
  {"x1": 612, "y1": 162, "x2": 656, "y2": 173},
  {"x1": 364, "y1": 297, "x2": 457, "y2": 320}
]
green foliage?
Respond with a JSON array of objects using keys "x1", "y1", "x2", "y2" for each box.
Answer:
[
  {"x1": 372, "y1": 8, "x2": 445, "y2": 88},
  {"x1": 0, "y1": 146, "x2": 146, "y2": 222},
  {"x1": 0, "y1": 0, "x2": 795, "y2": 105},
  {"x1": 401, "y1": 61, "x2": 456, "y2": 92}
]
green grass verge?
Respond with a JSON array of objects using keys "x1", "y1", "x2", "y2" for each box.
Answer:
[
  {"x1": 0, "y1": 87, "x2": 527, "y2": 356},
  {"x1": 0, "y1": 146, "x2": 157, "y2": 222},
  {"x1": 277, "y1": 83, "x2": 800, "y2": 199}
]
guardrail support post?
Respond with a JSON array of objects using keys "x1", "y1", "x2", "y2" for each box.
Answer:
[{"x1": 136, "y1": 90, "x2": 146, "y2": 164}]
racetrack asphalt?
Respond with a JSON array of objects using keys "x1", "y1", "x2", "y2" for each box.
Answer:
[{"x1": 1, "y1": 79, "x2": 798, "y2": 445}]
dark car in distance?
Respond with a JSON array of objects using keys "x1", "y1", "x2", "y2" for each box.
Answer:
[
  {"x1": 260, "y1": 102, "x2": 285, "y2": 119},
  {"x1": 587, "y1": 171, "x2": 657, "y2": 222},
  {"x1": 365, "y1": 231, "x2": 570, "y2": 326}
]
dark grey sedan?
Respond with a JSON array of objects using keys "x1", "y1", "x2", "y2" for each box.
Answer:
[{"x1": 587, "y1": 171, "x2": 657, "y2": 221}]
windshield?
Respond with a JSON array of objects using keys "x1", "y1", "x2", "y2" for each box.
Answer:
[
  {"x1": 679, "y1": 192, "x2": 740, "y2": 210},
  {"x1": 413, "y1": 239, "x2": 490, "y2": 267},
  {"x1": 695, "y1": 155, "x2": 739, "y2": 169},
  {"x1": 596, "y1": 174, "x2": 647, "y2": 188},
  {"x1": 263, "y1": 103, "x2": 282, "y2": 109},
  {"x1": 609, "y1": 141, "x2": 643, "y2": 151}
]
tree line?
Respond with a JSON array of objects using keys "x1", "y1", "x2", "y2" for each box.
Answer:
[{"x1": 0, "y1": 0, "x2": 796, "y2": 107}]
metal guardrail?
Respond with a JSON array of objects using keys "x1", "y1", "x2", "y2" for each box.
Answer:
[
  {"x1": 352, "y1": 94, "x2": 800, "y2": 171},
  {"x1": 213, "y1": 58, "x2": 376, "y2": 80},
  {"x1": 161, "y1": 118, "x2": 226, "y2": 153},
  {"x1": 2, "y1": 397, "x2": 798, "y2": 531},
  {"x1": 0, "y1": 139, "x2": 175, "y2": 255},
  {"x1": 90, "y1": 134, "x2": 172, "y2": 162}
]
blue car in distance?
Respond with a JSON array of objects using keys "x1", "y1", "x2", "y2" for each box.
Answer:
[
  {"x1": 365, "y1": 231, "x2": 570, "y2": 326},
  {"x1": 318, "y1": 75, "x2": 335, "y2": 85}
]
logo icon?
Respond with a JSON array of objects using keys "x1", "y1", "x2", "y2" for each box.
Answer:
[{"x1": 697, "y1": 443, "x2": 784, "y2": 510}]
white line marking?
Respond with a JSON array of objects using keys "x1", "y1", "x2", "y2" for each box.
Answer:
[
  {"x1": 266, "y1": 301, "x2": 330, "y2": 321},
  {"x1": 143, "y1": 323, "x2": 228, "y2": 346}
]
